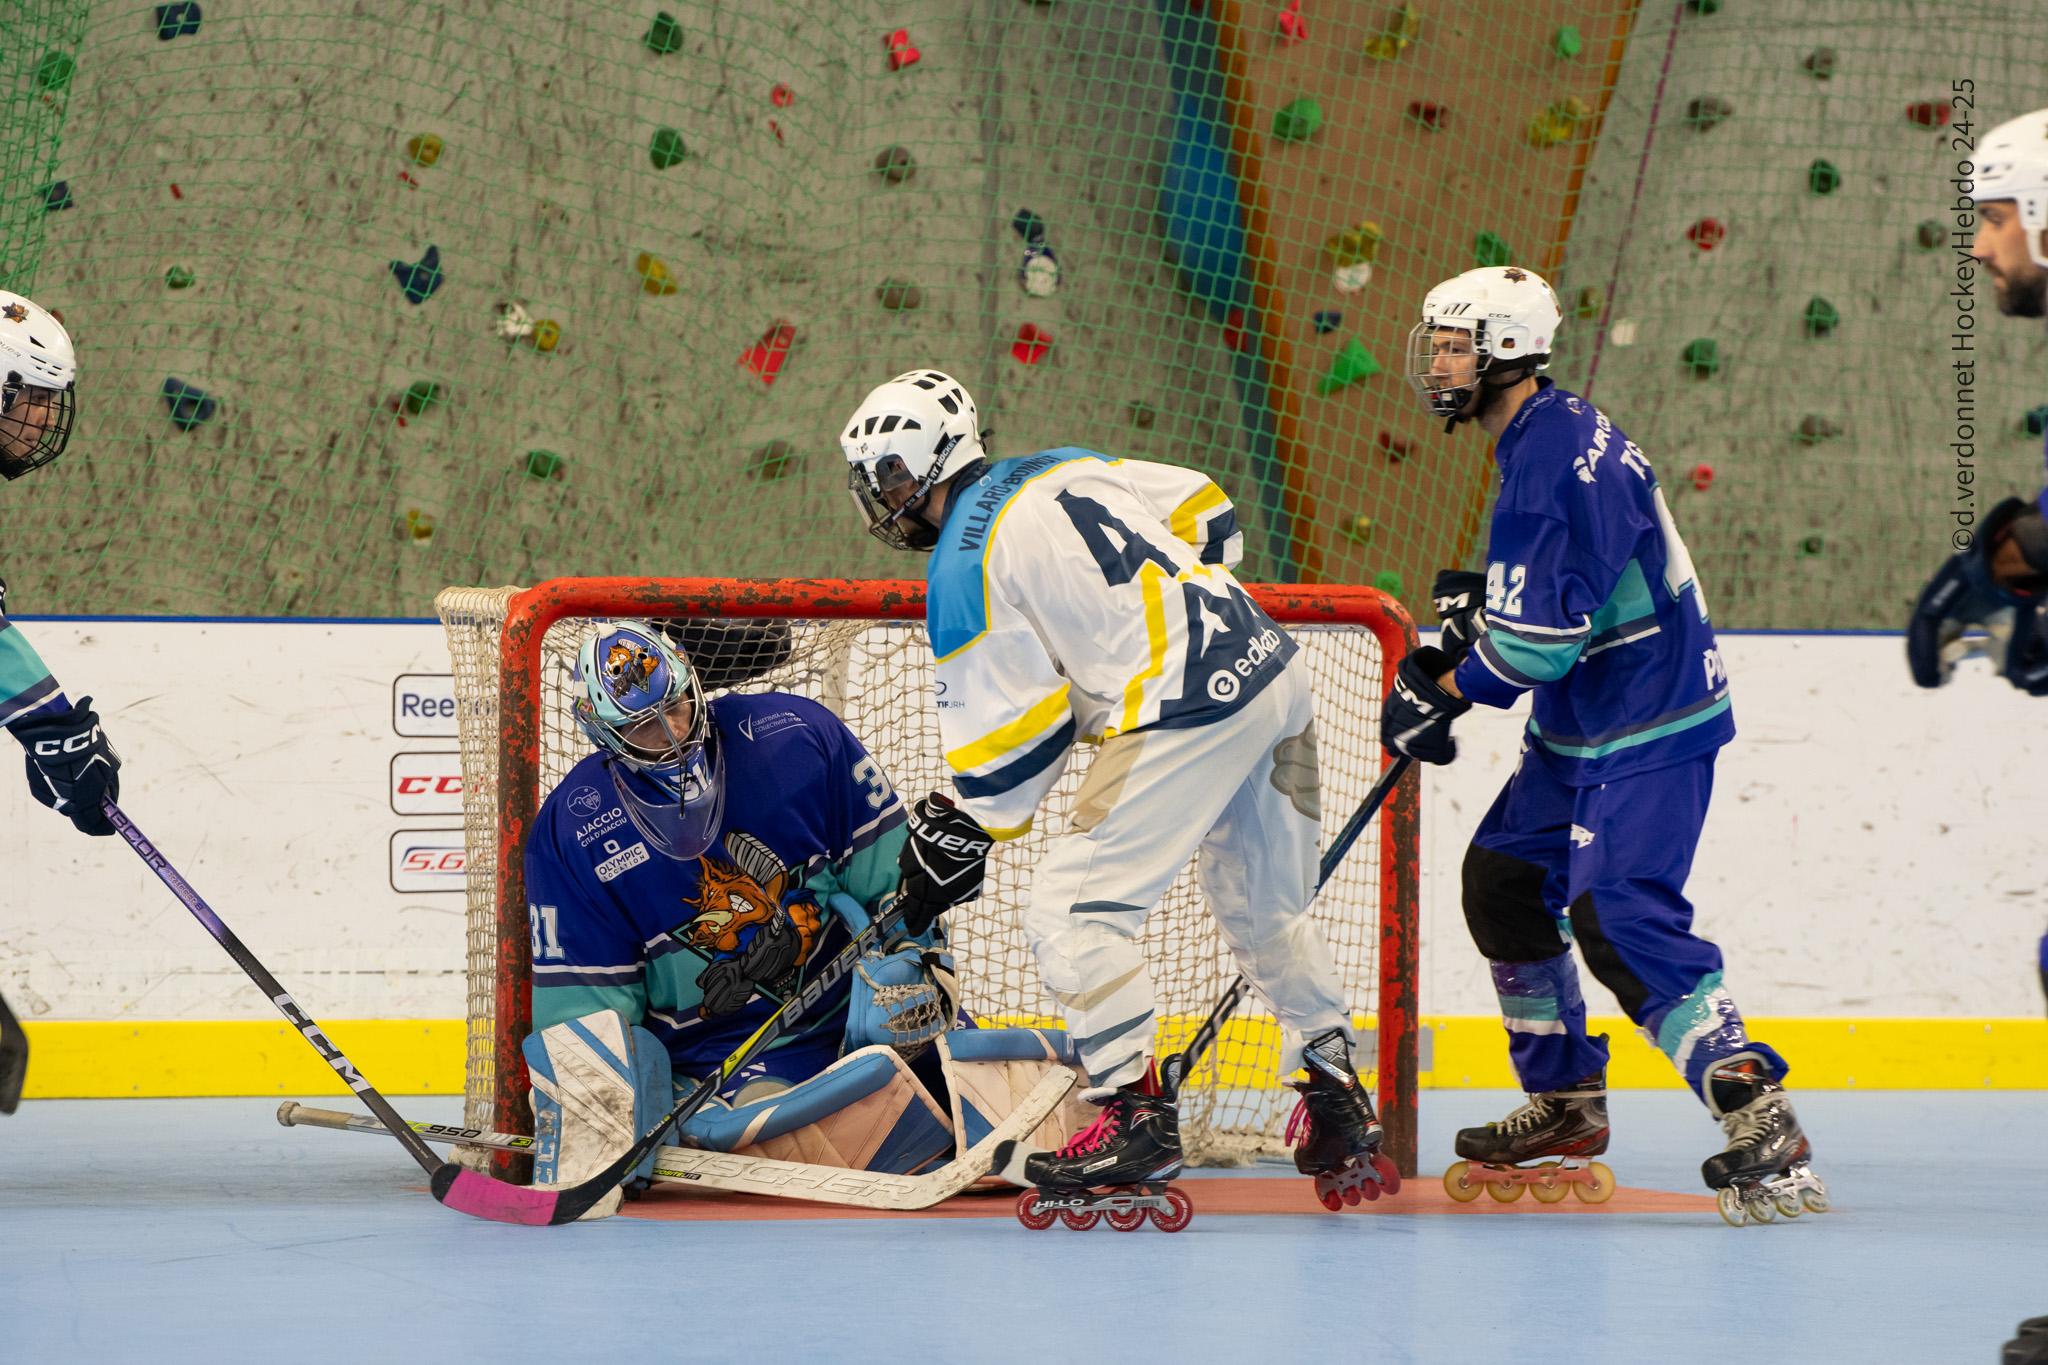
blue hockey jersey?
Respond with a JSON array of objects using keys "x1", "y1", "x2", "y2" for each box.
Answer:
[
  {"x1": 0, "y1": 578, "x2": 68, "y2": 734},
  {"x1": 524, "y1": 691, "x2": 913, "y2": 1082},
  {"x1": 1452, "y1": 380, "x2": 1735, "y2": 786}
]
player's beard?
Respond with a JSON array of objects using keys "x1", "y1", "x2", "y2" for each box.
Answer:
[{"x1": 1994, "y1": 260, "x2": 2048, "y2": 318}]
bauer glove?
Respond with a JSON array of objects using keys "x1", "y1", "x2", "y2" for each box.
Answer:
[{"x1": 896, "y1": 792, "x2": 992, "y2": 938}]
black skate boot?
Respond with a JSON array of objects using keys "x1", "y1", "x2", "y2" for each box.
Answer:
[
  {"x1": 1700, "y1": 1054, "x2": 1829, "y2": 1226},
  {"x1": 1285, "y1": 1029, "x2": 1400, "y2": 1209},
  {"x1": 1444, "y1": 1070, "x2": 1613, "y2": 1205},
  {"x1": 992, "y1": 1085, "x2": 1192, "y2": 1232}
]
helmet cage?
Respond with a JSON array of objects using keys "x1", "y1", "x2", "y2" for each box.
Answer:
[
  {"x1": 846, "y1": 429, "x2": 968, "y2": 552},
  {"x1": 0, "y1": 378, "x2": 75, "y2": 480},
  {"x1": 573, "y1": 624, "x2": 725, "y2": 861}
]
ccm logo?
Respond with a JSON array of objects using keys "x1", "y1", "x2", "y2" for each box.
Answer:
[
  {"x1": 31, "y1": 728, "x2": 100, "y2": 757},
  {"x1": 390, "y1": 752, "x2": 464, "y2": 815}
]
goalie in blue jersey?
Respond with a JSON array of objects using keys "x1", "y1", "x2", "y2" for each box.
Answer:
[
  {"x1": 520, "y1": 622, "x2": 1083, "y2": 1215},
  {"x1": 0, "y1": 290, "x2": 121, "y2": 1116},
  {"x1": 1381, "y1": 265, "x2": 1825, "y2": 1226}
]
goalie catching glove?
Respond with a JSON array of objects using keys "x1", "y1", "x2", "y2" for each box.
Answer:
[
  {"x1": 896, "y1": 792, "x2": 992, "y2": 937},
  {"x1": 16, "y1": 696, "x2": 120, "y2": 836},
  {"x1": 1380, "y1": 646, "x2": 1471, "y2": 765}
]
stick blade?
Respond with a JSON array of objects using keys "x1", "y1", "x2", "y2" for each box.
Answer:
[{"x1": 431, "y1": 1163, "x2": 563, "y2": 1226}]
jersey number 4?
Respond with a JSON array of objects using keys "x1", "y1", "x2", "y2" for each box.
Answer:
[{"x1": 1056, "y1": 490, "x2": 1177, "y2": 586}]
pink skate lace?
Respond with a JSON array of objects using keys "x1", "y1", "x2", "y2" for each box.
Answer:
[
  {"x1": 1283, "y1": 1094, "x2": 1312, "y2": 1147},
  {"x1": 1055, "y1": 1106, "x2": 1122, "y2": 1157}
]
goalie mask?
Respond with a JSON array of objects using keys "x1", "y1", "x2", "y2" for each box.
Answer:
[
  {"x1": 573, "y1": 623, "x2": 724, "y2": 861},
  {"x1": 0, "y1": 291, "x2": 77, "y2": 481},
  {"x1": 841, "y1": 369, "x2": 988, "y2": 552},
  {"x1": 1404, "y1": 267, "x2": 1561, "y2": 431}
]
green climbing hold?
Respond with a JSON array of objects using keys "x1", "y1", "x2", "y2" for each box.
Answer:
[
  {"x1": 1473, "y1": 231, "x2": 1512, "y2": 267},
  {"x1": 35, "y1": 52, "x2": 75, "y2": 92},
  {"x1": 1807, "y1": 158, "x2": 1841, "y2": 195},
  {"x1": 1316, "y1": 339, "x2": 1381, "y2": 396},
  {"x1": 525, "y1": 449, "x2": 565, "y2": 481},
  {"x1": 650, "y1": 127, "x2": 687, "y2": 169},
  {"x1": 1682, "y1": 338, "x2": 1720, "y2": 378},
  {"x1": 1797, "y1": 534, "x2": 1824, "y2": 557},
  {"x1": 1373, "y1": 570, "x2": 1405, "y2": 597},
  {"x1": 2023, "y1": 405, "x2": 2048, "y2": 438},
  {"x1": 402, "y1": 381, "x2": 443, "y2": 417},
  {"x1": 1273, "y1": 98, "x2": 1324, "y2": 143},
  {"x1": 1552, "y1": 25, "x2": 1582, "y2": 58},
  {"x1": 1686, "y1": 0, "x2": 1723, "y2": 13},
  {"x1": 1916, "y1": 219, "x2": 1945, "y2": 250},
  {"x1": 1797, "y1": 414, "x2": 1840, "y2": 444},
  {"x1": 1802, "y1": 297, "x2": 1839, "y2": 338},
  {"x1": 1573, "y1": 286, "x2": 1604, "y2": 320},
  {"x1": 644, "y1": 11, "x2": 683, "y2": 55},
  {"x1": 165, "y1": 265, "x2": 195, "y2": 290}
]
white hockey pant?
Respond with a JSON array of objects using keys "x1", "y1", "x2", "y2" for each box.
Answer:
[{"x1": 1020, "y1": 663, "x2": 1353, "y2": 1091}]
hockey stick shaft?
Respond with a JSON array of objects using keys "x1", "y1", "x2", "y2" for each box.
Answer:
[
  {"x1": 279, "y1": 1100, "x2": 538, "y2": 1152},
  {"x1": 1164, "y1": 755, "x2": 1414, "y2": 1094},
  {"x1": 105, "y1": 799, "x2": 448, "y2": 1179},
  {"x1": 432, "y1": 897, "x2": 915, "y2": 1224}
]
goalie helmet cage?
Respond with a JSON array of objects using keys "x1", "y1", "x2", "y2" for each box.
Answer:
[{"x1": 436, "y1": 577, "x2": 1420, "y2": 1179}]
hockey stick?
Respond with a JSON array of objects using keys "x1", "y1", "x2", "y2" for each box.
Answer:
[
  {"x1": 1159, "y1": 755, "x2": 1413, "y2": 1096},
  {"x1": 0, "y1": 987, "x2": 26, "y2": 1115},
  {"x1": 278, "y1": 1062, "x2": 1075, "y2": 1211}
]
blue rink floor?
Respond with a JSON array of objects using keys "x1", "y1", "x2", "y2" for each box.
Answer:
[{"x1": 1, "y1": 1090, "x2": 2041, "y2": 1364}]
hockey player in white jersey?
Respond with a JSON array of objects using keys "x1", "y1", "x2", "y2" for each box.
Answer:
[{"x1": 841, "y1": 369, "x2": 1392, "y2": 1222}]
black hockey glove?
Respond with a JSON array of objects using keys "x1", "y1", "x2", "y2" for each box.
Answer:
[
  {"x1": 1380, "y1": 646, "x2": 1471, "y2": 766},
  {"x1": 896, "y1": 792, "x2": 993, "y2": 938},
  {"x1": 695, "y1": 899, "x2": 815, "y2": 1017},
  {"x1": 1907, "y1": 498, "x2": 2038, "y2": 688},
  {"x1": 16, "y1": 696, "x2": 120, "y2": 836},
  {"x1": 1431, "y1": 569, "x2": 1488, "y2": 661}
]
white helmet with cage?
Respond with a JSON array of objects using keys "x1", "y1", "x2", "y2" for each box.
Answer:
[
  {"x1": 1974, "y1": 108, "x2": 2048, "y2": 269},
  {"x1": 572, "y1": 622, "x2": 724, "y2": 862},
  {"x1": 1404, "y1": 266, "x2": 1562, "y2": 424},
  {"x1": 841, "y1": 369, "x2": 987, "y2": 552},
  {"x1": 0, "y1": 290, "x2": 78, "y2": 480}
]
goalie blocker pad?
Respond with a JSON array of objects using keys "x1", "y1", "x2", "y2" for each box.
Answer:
[{"x1": 524, "y1": 1010, "x2": 674, "y2": 1221}]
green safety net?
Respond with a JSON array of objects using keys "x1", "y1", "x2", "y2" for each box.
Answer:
[{"x1": 0, "y1": 0, "x2": 2044, "y2": 626}]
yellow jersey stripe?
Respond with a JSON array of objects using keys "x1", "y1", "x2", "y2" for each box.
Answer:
[
  {"x1": 1168, "y1": 481, "x2": 1227, "y2": 546},
  {"x1": 944, "y1": 684, "x2": 1073, "y2": 772},
  {"x1": 1110, "y1": 561, "x2": 1172, "y2": 737}
]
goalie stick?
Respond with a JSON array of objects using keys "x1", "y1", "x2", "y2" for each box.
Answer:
[
  {"x1": 277, "y1": 1062, "x2": 1075, "y2": 1211},
  {"x1": 1159, "y1": 755, "x2": 1414, "y2": 1097}
]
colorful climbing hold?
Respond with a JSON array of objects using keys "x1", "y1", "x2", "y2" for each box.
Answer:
[
  {"x1": 1798, "y1": 534, "x2": 1825, "y2": 557},
  {"x1": 1333, "y1": 263, "x2": 1373, "y2": 294},
  {"x1": 1526, "y1": 96, "x2": 1591, "y2": 149},
  {"x1": 2025, "y1": 406, "x2": 2048, "y2": 438},
  {"x1": 771, "y1": 83, "x2": 794, "y2": 108},
  {"x1": 1802, "y1": 297, "x2": 1839, "y2": 338},
  {"x1": 1363, "y1": 4, "x2": 1420, "y2": 61},
  {"x1": 1916, "y1": 219, "x2": 1945, "y2": 250},
  {"x1": 644, "y1": 11, "x2": 683, "y2": 55},
  {"x1": 746, "y1": 440, "x2": 794, "y2": 481},
  {"x1": 1473, "y1": 231, "x2": 1512, "y2": 267},
  {"x1": 741, "y1": 320, "x2": 799, "y2": 385},
  {"x1": 1796, "y1": 414, "x2": 1840, "y2": 444},
  {"x1": 1222, "y1": 308, "x2": 1250, "y2": 353},
  {"x1": 874, "y1": 146, "x2": 916, "y2": 184},
  {"x1": 155, "y1": 3, "x2": 201, "y2": 40},
  {"x1": 531, "y1": 319, "x2": 561, "y2": 352},
  {"x1": 1278, "y1": 1, "x2": 1306, "y2": 45},
  {"x1": 1684, "y1": 96, "x2": 1734, "y2": 131},
  {"x1": 401, "y1": 381, "x2": 443, "y2": 417},
  {"x1": 1686, "y1": 218, "x2": 1725, "y2": 251},
  {"x1": 161, "y1": 377, "x2": 217, "y2": 431},
  {"x1": 1807, "y1": 159, "x2": 1841, "y2": 195},
  {"x1": 1316, "y1": 339, "x2": 1381, "y2": 396},
  {"x1": 1552, "y1": 25, "x2": 1582, "y2": 58},
  {"x1": 1377, "y1": 430, "x2": 1414, "y2": 462},
  {"x1": 1313, "y1": 310, "x2": 1342, "y2": 335},
  {"x1": 1020, "y1": 247, "x2": 1061, "y2": 298},
  {"x1": 43, "y1": 182, "x2": 72, "y2": 214},
  {"x1": 876, "y1": 278, "x2": 924, "y2": 311},
  {"x1": 1573, "y1": 286, "x2": 1603, "y2": 320},
  {"x1": 1373, "y1": 570, "x2": 1405, "y2": 597},
  {"x1": 1690, "y1": 463, "x2": 1714, "y2": 492},
  {"x1": 1340, "y1": 515, "x2": 1373, "y2": 547},
  {"x1": 165, "y1": 265, "x2": 195, "y2": 290},
  {"x1": 1801, "y1": 47, "x2": 1835, "y2": 79},
  {"x1": 650, "y1": 128, "x2": 687, "y2": 169},
  {"x1": 1687, "y1": 0, "x2": 1723, "y2": 13},
  {"x1": 1013, "y1": 209, "x2": 1048, "y2": 245},
  {"x1": 35, "y1": 53, "x2": 75, "y2": 92},
  {"x1": 1129, "y1": 401, "x2": 1157, "y2": 430},
  {"x1": 1609, "y1": 319, "x2": 1639, "y2": 347},
  {"x1": 884, "y1": 29, "x2": 920, "y2": 71},
  {"x1": 407, "y1": 133, "x2": 443, "y2": 167},
  {"x1": 1681, "y1": 338, "x2": 1720, "y2": 378},
  {"x1": 1273, "y1": 97, "x2": 1324, "y2": 143},
  {"x1": 1324, "y1": 221, "x2": 1383, "y2": 268},
  {"x1": 404, "y1": 509, "x2": 437, "y2": 544},
  {"x1": 525, "y1": 450, "x2": 565, "y2": 481},
  {"x1": 390, "y1": 245, "x2": 444, "y2": 304},
  {"x1": 636, "y1": 252, "x2": 677, "y2": 296},
  {"x1": 1406, "y1": 101, "x2": 1448, "y2": 132},
  {"x1": 1012, "y1": 323, "x2": 1053, "y2": 365},
  {"x1": 1906, "y1": 101, "x2": 1950, "y2": 129}
]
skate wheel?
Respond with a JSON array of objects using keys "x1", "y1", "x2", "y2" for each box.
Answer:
[
  {"x1": 1318, "y1": 1186, "x2": 1343, "y2": 1212},
  {"x1": 1575, "y1": 1161, "x2": 1616, "y2": 1205},
  {"x1": 1800, "y1": 1188, "x2": 1831, "y2": 1215},
  {"x1": 1485, "y1": 1173, "x2": 1525, "y2": 1202},
  {"x1": 1370, "y1": 1151, "x2": 1402, "y2": 1197},
  {"x1": 1529, "y1": 1164, "x2": 1570, "y2": 1204},
  {"x1": 1747, "y1": 1195, "x2": 1776, "y2": 1224},
  {"x1": 1148, "y1": 1186, "x2": 1194, "y2": 1232},
  {"x1": 1015, "y1": 1190, "x2": 1058, "y2": 1231},
  {"x1": 1060, "y1": 1208, "x2": 1101, "y2": 1231},
  {"x1": 1716, "y1": 1187, "x2": 1747, "y2": 1227},
  {"x1": 1442, "y1": 1161, "x2": 1482, "y2": 1203},
  {"x1": 1771, "y1": 1192, "x2": 1803, "y2": 1220},
  {"x1": 1106, "y1": 1206, "x2": 1147, "y2": 1232}
]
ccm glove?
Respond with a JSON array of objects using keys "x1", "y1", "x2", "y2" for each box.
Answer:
[
  {"x1": 1906, "y1": 498, "x2": 2037, "y2": 688},
  {"x1": 16, "y1": 696, "x2": 120, "y2": 835},
  {"x1": 1431, "y1": 569, "x2": 1488, "y2": 661},
  {"x1": 1380, "y1": 646, "x2": 1471, "y2": 766},
  {"x1": 896, "y1": 792, "x2": 993, "y2": 938}
]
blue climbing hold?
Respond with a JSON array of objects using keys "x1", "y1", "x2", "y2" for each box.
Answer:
[
  {"x1": 155, "y1": 2, "x2": 201, "y2": 39},
  {"x1": 390, "y1": 245, "x2": 443, "y2": 304},
  {"x1": 43, "y1": 181, "x2": 72, "y2": 213},
  {"x1": 1313, "y1": 309, "x2": 1342, "y2": 334},
  {"x1": 161, "y1": 377, "x2": 217, "y2": 431}
]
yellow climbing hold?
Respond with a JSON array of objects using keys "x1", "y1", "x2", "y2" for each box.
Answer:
[
  {"x1": 635, "y1": 252, "x2": 677, "y2": 296},
  {"x1": 1363, "y1": 4, "x2": 1420, "y2": 61},
  {"x1": 1526, "y1": 97, "x2": 1593, "y2": 149},
  {"x1": 1324, "y1": 221, "x2": 1384, "y2": 268}
]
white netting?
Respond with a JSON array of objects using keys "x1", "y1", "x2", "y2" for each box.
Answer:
[{"x1": 437, "y1": 581, "x2": 1399, "y2": 1167}]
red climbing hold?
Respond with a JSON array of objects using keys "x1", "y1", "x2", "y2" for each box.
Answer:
[
  {"x1": 884, "y1": 29, "x2": 920, "y2": 70},
  {"x1": 1905, "y1": 101, "x2": 1950, "y2": 129},
  {"x1": 1011, "y1": 323, "x2": 1053, "y2": 365},
  {"x1": 169, "y1": 183, "x2": 183, "y2": 200},
  {"x1": 1406, "y1": 101, "x2": 1447, "y2": 131},
  {"x1": 1376, "y1": 430, "x2": 1414, "y2": 462},
  {"x1": 1222, "y1": 307, "x2": 1249, "y2": 353},
  {"x1": 740, "y1": 320, "x2": 799, "y2": 386},
  {"x1": 1690, "y1": 463, "x2": 1714, "y2": 491},
  {"x1": 1686, "y1": 218, "x2": 1726, "y2": 251},
  {"x1": 1278, "y1": 0, "x2": 1306, "y2": 44},
  {"x1": 771, "y1": 83, "x2": 794, "y2": 107}
]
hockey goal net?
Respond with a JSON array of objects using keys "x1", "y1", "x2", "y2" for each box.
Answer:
[{"x1": 435, "y1": 577, "x2": 1419, "y2": 1174}]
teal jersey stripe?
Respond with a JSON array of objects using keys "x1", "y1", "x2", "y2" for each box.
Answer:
[
  {"x1": 1529, "y1": 693, "x2": 1732, "y2": 760},
  {"x1": 926, "y1": 449, "x2": 1101, "y2": 660},
  {"x1": 1588, "y1": 559, "x2": 1654, "y2": 636},
  {"x1": 1484, "y1": 627, "x2": 1585, "y2": 684}
]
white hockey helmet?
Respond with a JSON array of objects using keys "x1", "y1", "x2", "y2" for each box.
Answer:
[
  {"x1": 1404, "y1": 266, "x2": 1562, "y2": 422},
  {"x1": 841, "y1": 369, "x2": 987, "y2": 552},
  {"x1": 1974, "y1": 108, "x2": 2048, "y2": 268},
  {"x1": 0, "y1": 290, "x2": 77, "y2": 480}
]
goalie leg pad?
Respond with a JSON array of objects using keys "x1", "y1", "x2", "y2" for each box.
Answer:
[
  {"x1": 680, "y1": 1044, "x2": 955, "y2": 1175},
  {"x1": 938, "y1": 1028, "x2": 1096, "y2": 1161},
  {"x1": 523, "y1": 1010, "x2": 673, "y2": 1220}
]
